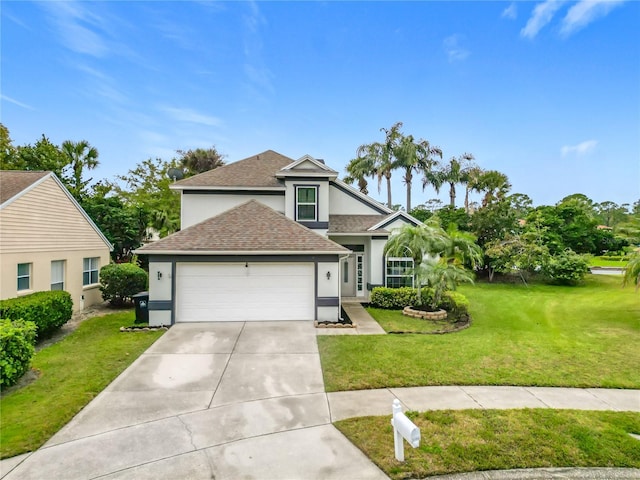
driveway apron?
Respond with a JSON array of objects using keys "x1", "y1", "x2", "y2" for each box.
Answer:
[{"x1": 2, "y1": 321, "x2": 387, "y2": 480}]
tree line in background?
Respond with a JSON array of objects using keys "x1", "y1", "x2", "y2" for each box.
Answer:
[
  {"x1": 1, "y1": 122, "x2": 638, "y2": 286},
  {"x1": 0, "y1": 123, "x2": 224, "y2": 261}
]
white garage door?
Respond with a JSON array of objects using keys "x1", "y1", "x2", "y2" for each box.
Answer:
[{"x1": 176, "y1": 262, "x2": 315, "y2": 322}]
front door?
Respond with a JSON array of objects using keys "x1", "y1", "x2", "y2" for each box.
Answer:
[{"x1": 342, "y1": 255, "x2": 356, "y2": 297}]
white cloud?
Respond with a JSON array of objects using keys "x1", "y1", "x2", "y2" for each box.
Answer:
[
  {"x1": 502, "y1": 3, "x2": 518, "y2": 20},
  {"x1": 443, "y1": 35, "x2": 470, "y2": 63},
  {"x1": 1, "y1": 94, "x2": 35, "y2": 110},
  {"x1": 521, "y1": 0, "x2": 567, "y2": 39},
  {"x1": 160, "y1": 107, "x2": 222, "y2": 127},
  {"x1": 561, "y1": 140, "x2": 598, "y2": 156},
  {"x1": 560, "y1": 0, "x2": 626, "y2": 37},
  {"x1": 39, "y1": 2, "x2": 110, "y2": 57}
]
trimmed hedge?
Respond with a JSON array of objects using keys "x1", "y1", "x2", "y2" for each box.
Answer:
[
  {"x1": 0, "y1": 291, "x2": 73, "y2": 339},
  {"x1": 370, "y1": 287, "x2": 419, "y2": 309},
  {"x1": 370, "y1": 286, "x2": 468, "y2": 315},
  {"x1": 439, "y1": 291, "x2": 470, "y2": 316},
  {"x1": 0, "y1": 319, "x2": 37, "y2": 387},
  {"x1": 99, "y1": 263, "x2": 148, "y2": 306}
]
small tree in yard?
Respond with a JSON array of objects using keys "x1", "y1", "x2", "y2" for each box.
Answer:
[
  {"x1": 100, "y1": 263, "x2": 148, "y2": 307},
  {"x1": 541, "y1": 249, "x2": 590, "y2": 286},
  {"x1": 384, "y1": 219, "x2": 449, "y2": 304},
  {"x1": 419, "y1": 258, "x2": 474, "y2": 311}
]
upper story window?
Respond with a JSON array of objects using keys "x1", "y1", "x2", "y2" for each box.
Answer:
[
  {"x1": 17, "y1": 263, "x2": 31, "y2": 291},
  {"x1": 83, "y1": 257, "x2": 99, "y2": 286},
  {"x1": 296, "y1": 186, "x2": 317, "y2": 221}
]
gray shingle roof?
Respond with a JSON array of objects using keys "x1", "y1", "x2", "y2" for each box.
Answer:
[
  {"x1": 174, "y1": 150, "x2": 293, "y2": 188},
  {"x1": 0, "y1": 171, "x2": 50, "y2": 205},
  {"x1": 137, "y1": 200, "x2": 351, "y2": 254},
  {"x1": 328, "y1": 214, "x2": 391, "y2": 234}
]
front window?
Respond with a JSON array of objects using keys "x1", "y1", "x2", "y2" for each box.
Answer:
[
  {"x1": 296, "y1": 186, "x2": 317, "y2": 221},
  {"x1": 386, "y1": 257, "x2": 414, "y2": 288},
  {"x1": 83, "y1": 257, "x2": 99, "y2": 286},
  {"x1": 17, "y1": 263, "x2": 31, "y2": 291},
  {"x1": 51, "y1": 260, "x2": 65, "y2": 291}
]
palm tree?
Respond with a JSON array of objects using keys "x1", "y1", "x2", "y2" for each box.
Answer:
[
  {"x1": 464, "y1": 166, "x2": 485, "y2": 213},
  {"x1": 438, "y1": 153, "x2": 475, "y2": 208},
  {"x1": 61, "y1": 140, "x2": 99, "y2": 200},
  {"x1": 623, "y1": 254, "x2": 640, "y2": 291},
  {"x1": 394, "y1": 135, "x2": 442, "y2": 212},
  {"x1": 419, "y1": 258, "x2": 474, "y2": 310},
  {"x1": 384, "y1": 219, "x2": 449, "y2": 302},
  {"x1": 344, "y1": 155, "x2": 375, "y2": 194},
  {"x1": 443, "y1": 223, "x2": 483, "y2": 269},
  {"x1": 476, "y1": 170, "x2": 511, "y2": 207},
  {"x1": 356, "y1": 122, "x2": 404, "y2": 208}
]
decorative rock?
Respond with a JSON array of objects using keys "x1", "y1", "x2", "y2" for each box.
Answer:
[{"x1": 402, "y1": 306, "x2": 448, "y2": 321}]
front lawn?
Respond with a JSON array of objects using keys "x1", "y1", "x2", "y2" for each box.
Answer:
[
  {"x1": 590, "y1": 257, "x2": 629, "y2": 267},
  {"x1": 0, "y1": 310, "x2": 163, "y2": 459},
  {"x1": 336, "y1": 409, "x2": 640, "y2": 479},
  {"x1": 319, "y1": 275, "x2": 640, "y2": 391}
]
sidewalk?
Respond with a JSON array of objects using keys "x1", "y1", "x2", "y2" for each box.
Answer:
[{"x1": 327, "y1": 385, "x2": 640, "y2": 421}]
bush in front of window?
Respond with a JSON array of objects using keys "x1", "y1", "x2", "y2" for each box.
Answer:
[
  {"x1": 0, "y1": 319, "x2": 37, "y2": 387},
  {"x1": 371, "y1": 286, "x2": 468, "y2": 316},
  {"x1": 0, "y1": 291, "x2": 73, "y2": 339},
  {"x1": 370, "y1": 287, "x2": 419, "y2": 309},
  {"x1": 99, "y1": 263, "x2": 148, "y2": 307}
]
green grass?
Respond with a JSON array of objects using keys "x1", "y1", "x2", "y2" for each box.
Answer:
[
  {"x1": 367, "y1": 308, "x2": 464, "y2": 333},
  {"x1": 0, "y1": 311, "x2": 164, "y2": 459},
  {"x1": 319, "y1": 275, "x2": 640, "y2": 391},
  {"x1": 590, "y1": 257, "x2": 629, "y2": 267},
  {"x1": 336, "y1": 409, "x2": 640, "y2": 479}
]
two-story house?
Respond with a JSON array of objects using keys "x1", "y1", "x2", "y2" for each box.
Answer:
[{"x1": 137, "y1": 150, "x2": 420, "y2": 325}]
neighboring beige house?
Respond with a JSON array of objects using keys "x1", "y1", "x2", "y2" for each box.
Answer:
[{"x1": 0, "y1": 171, "x2": 112, "y2": 311}]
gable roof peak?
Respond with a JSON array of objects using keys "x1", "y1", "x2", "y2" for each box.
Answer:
[
  {"x1": 0, "y1": 170, "x2": 51, "y2": 206},
  {"x1": 173, "y1": 150, "x2": 294, "y2": 189}
]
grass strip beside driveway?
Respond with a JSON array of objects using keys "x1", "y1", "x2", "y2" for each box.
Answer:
[
  {"x1": 0, "y1": 311, "x2": 163, "y2": 459},
  {"x1": 335, "y1": 409, "x2": 640, "y2": 479},
  {"x1": 319, "y1": 275, "x2": 640, "y2": 391}
]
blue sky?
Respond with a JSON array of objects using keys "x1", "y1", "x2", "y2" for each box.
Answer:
[{"x1": 2, "y1": 1, "x2": 638, "y2": 209}]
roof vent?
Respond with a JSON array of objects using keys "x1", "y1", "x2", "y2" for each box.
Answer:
[{"x1": 317, "y1": 158, "x2": 325, "y2": 164}]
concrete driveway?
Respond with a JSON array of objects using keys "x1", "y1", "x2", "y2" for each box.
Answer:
[{"x1": 3, "y1": 321, "x2": 387, "y2": 480}]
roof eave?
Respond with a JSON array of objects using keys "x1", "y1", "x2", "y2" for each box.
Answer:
[
  {"x1": 327, "y1": 231, "x2": 389, "y2": 237},
  {"x1": 134, "y1": 249, "x2": 351, "y2": 256},
  {"x1": 171, "y1": 185, "x2": 285, "y2": 191}
]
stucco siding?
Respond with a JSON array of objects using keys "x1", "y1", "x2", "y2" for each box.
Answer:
[
  {"x1": 329, "y1": 184, "x2": 387, "y2": 215},
  {"x1": 181, "y1": 193, "x2": 285, "y2": 229},
  {"x1": 0, "y1": 249, "x2": 109, "y2": 311},
  {"x1": 0, "y1": 176, "x2": 109, "y2": 253}
]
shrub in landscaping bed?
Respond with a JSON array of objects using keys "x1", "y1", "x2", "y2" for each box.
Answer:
[
  {"x1": 439, "y1": 291, "x2": 470, "y2": 317},
  {"x1": 371, "y1": 286, "x2": 464, "y2": 314},
  {"x1": 0, "y1": 291, "x2": 72, "y2": 339},
  {"x1": 100, "y1": 263, "x2": 148, "y2": 306},
  {"x1": 0, "y1": 319, "x2": 37, "y2": 387},
  {"x1": 370, "y1": 287, "x2": 419, "y2": 309}
]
